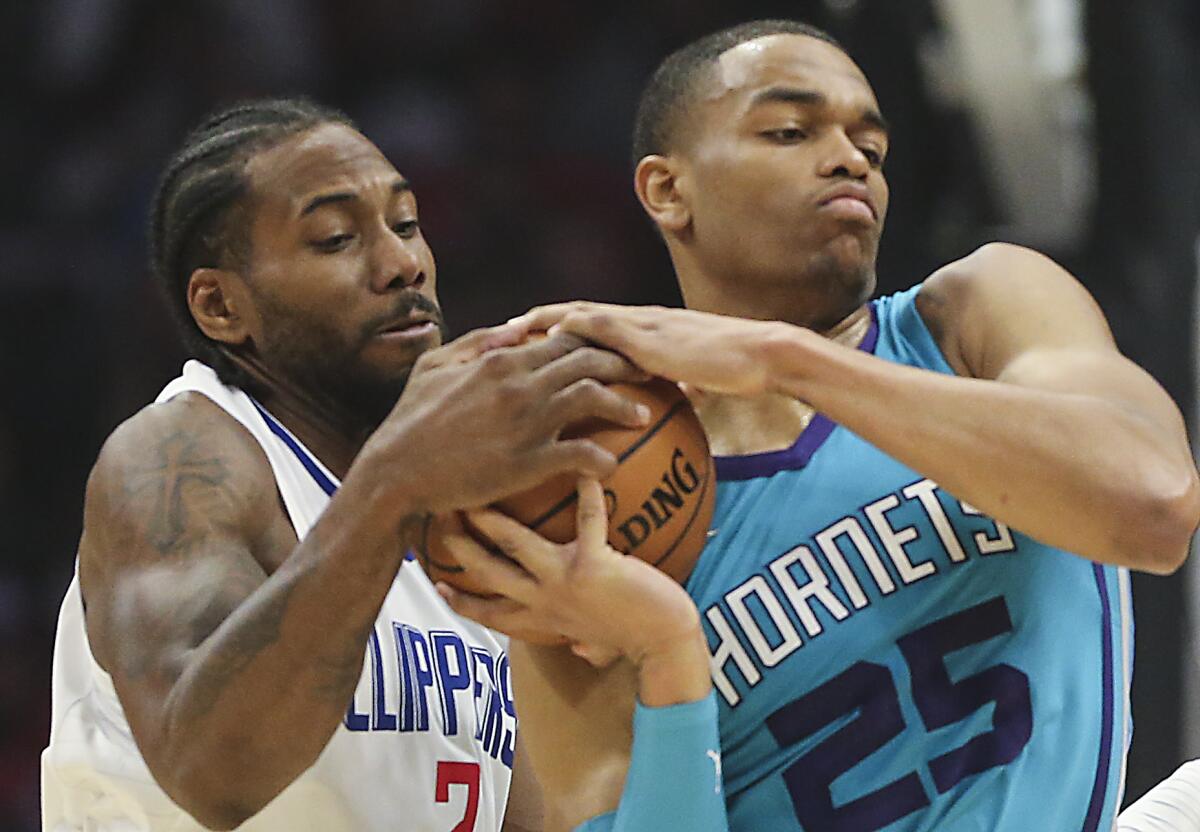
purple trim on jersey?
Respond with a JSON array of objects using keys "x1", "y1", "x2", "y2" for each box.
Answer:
[
  {"x1": 1082, "y1": 563, "x2": 1116, "y2": 832},
  {"x1": 714, "y1": 303, "x2": 879, "y2": 482},
  {"x1": 250, "y1": 399, "x2": 338, "y2": 495}
]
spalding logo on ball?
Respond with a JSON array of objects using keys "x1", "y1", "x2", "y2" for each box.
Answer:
[{"x1": 418, "y1": 377, "x2": 715, "y2": 595}]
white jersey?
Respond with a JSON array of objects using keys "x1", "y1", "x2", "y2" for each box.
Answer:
[{"x1": 42, "y1": 360, "x2": 516, "y2": 831}]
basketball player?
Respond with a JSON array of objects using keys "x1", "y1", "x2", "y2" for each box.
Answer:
[
  {"x1": 440, "y1": 20, "x2": 1200, "y2": 832},
  {"x1": 38, "y1": 97, "x2": 697, "y2": 831}
]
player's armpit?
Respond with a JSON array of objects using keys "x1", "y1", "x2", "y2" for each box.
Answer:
[{"x1": 79, "y1": 394, "x2": 398, "y2": 830}]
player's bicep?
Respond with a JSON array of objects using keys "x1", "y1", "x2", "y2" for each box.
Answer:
[
  {"x1": 998, "y1": 346, "x2": 1186, "y2": 433},
  {"x1": 79, "y1": 400, "x2": 278, "y2": 748}
]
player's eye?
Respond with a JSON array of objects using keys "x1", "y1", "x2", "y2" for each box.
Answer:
[
  {"x1": 312, "y1": 233, "x2": 354, "y2": 252},
  {"x1": 860, "y1": 147, "x2": 884, "y2": 167},
  {"x1": 763, "y1": 127, "x2": 809, "y2": 143},
  {"x1": 391, "y1": 220, "x2": 419, "y2": 239}
]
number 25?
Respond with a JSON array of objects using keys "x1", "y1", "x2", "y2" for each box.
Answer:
[{"x1": 768, "y1": 596, "x2": 1032, "y2": 831}]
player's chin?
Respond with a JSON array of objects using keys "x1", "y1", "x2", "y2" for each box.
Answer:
[
  {"x1": 823, "y1": 228, "x2": 879, "y2": 265},
  {"x1": 350, "y1": 348, "x2": 421, "y2": 402}
]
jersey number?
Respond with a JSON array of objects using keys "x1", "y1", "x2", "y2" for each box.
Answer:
[
  {"x1": 766, "y1": 596, "x2": 1032, "y2": 831},
  {"x1": 435, "y1": 761, "x2": 480, "y2": 832}
]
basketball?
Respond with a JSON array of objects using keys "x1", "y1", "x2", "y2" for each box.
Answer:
[{"x1": 418, "y1": 377, "x2": 716, "y2": 596}]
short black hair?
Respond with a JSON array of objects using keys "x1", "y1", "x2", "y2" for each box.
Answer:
[
  {"x1": 148, "y1": 97, "x2": 356, "y2": 388},
  {"x1": 631, "y1": 20, "x2": 844, "y2": 169}
]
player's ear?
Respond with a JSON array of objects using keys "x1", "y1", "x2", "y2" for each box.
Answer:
[
  {"x1": 188, "y1": 268, "x2": 256, "y2": 347},
  {"x1": 635, "y1": 154, "x2": 691, "y2": 235}
]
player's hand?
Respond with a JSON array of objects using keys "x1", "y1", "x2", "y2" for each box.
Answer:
[
  {"x1": 435, "y1": 479, "x2": 703, "y2": 668},
  {"x1": 357, "y1": 325, "x2": 651, "y2": 519},
  {"x1": 509, "y1": 301, "x2": 781, "y2": 396}
]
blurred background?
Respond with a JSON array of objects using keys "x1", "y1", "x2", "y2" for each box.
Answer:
[{"x1": 1, "y1": 0, "x2": 1197, "y2": 828}]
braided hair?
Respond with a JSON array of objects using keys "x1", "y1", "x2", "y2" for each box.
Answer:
[{"x1": 148, "y1": 97, "x2": 355, "y2": 388}]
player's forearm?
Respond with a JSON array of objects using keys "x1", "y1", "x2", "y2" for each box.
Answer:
[
  {"x1": 158, "y1": 475, "x2": 420, "y2": 828},
  {"x1": 764, "y1": 326, "x2": 1199, "y2": 572}
]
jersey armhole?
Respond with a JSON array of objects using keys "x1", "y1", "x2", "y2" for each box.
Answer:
[{"x1": 879, "y1": 284, "x2": 959, "y2": 376}]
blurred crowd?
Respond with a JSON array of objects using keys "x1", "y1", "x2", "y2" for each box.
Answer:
[{"x1": 1, "y1": 1, "x2": 1196, "y2": 829}]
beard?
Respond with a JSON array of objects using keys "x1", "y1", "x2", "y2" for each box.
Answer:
[
  {"x1": 798, "y1": 236, "x2": 878, "y2": 328},
  {"x1": 251, "y1": 290, "x2": 451, "y2": 432}
]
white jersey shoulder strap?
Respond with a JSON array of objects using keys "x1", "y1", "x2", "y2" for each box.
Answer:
[{"x1": 156, "y1": 360, "x2": 337, "y2": 537}]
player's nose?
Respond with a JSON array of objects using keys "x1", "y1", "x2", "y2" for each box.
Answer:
[
  {"x1": 370, "y1": 227, "x2": 427, "y2": 293},
  {"x1": 818, "y1": 130, "x2": 871, "y2": 180}
]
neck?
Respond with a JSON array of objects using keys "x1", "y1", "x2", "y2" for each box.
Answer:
[
  {"x1": 676, "y1": 261, "x2": 874, "y2": 456},
  {"x1": 232, "y1": 354, "x2": 368, "y2": 479},
  {"x1": 673, "y1": 256, "x2": 872, "y2": 332}
]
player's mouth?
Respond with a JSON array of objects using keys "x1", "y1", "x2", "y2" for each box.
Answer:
[
  {"x1": 817, "y1": 183, "x2": 877, "y2": 224},
  {"x1": 374, "y1": 313, "x2": 439, "y2": 342}
]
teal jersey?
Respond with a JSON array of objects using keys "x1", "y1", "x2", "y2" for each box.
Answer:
[{"x1": 687, "y1": 285, "x2": 1132, "y2": 831}]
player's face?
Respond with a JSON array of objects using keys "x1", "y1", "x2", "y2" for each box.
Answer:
[
  {"x1": 680, "y1": 34, "x2": 890, "y2": 315},
  {"x1": 240, "y1": 123, "x2": 448, "y2": 424}
]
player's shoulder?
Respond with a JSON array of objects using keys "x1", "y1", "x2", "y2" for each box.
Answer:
[
  {"x1": 86, "y1": 391, "x2": 276, "y2": 532},
  {"x1": 917, "y1": 242, "x2": 1072, "y2": 313},
  {"x1": 915, "y1": 243, "x2": 1090, "y2": 375}
]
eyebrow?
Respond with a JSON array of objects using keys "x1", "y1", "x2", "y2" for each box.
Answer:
[
  {"x1": 299, "y1": 177, "x2": 412, "y2": 217},
  {"x1": 749, "y1": 87, "x2": 890, "y2": 135}
]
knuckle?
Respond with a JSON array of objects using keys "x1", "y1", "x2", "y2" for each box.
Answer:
[
  {"x1": 479, "y1": 350, "x2": 514, "y2": 377},
  {"x1": 590, "y1": 312, "x2": 613, "y2": 331},
  {"x1": 412, "y1": 347, "x2": 441, "y2": 371},
  {"x1": 572, "y1": 377, "x2": 605, "y2": 398},
  {"x1": 577, "y1": 346, "x2": 622, "y2": 373},
  {"x1": 548, "y1": 330, "x2": 585, "y2": 352}
]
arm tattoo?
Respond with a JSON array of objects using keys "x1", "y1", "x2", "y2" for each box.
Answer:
[
  {"x1": 311, "y1": 619, "x2": 375, "y2": 701},
  {"x1": 124, "y1": 431, "x2": 231, "y2": 555},
  {"x1": 179, "y1": 576, "x2": 299, "y2": 721}
]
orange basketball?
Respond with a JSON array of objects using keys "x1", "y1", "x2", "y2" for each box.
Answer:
[{"x1": 418, "y1": 377, "x2": 716, "y2": 598}]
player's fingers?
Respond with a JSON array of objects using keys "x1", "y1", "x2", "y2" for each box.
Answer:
[
  {"x1": 503, "y1": 330, "x2": 590, "y2": 371},
  {"x1": 545, "y1": 378, "x2": 650, "y2": 432},
  {"x1": 547, "y1": 308, "x2": 636, "y2": 353},
  {"x1": 436, "y1": 583, "x2": 528, "y2": 631},
  {"x1": 440, "y1": 532, "x2": 538, "y2": 602},
  {"x1": 575, "y1": 478, "x2": 610, "y2": 555},
  {"x1": 463, "y1": 509, "x2": 563, "y2": 580},
  {"x1": 437, "y1": 583, "x2": 569, "y2": 645},
  {"x1": 533, "y1": 345, "x2": 651, "y2": 392},
  {"x1": 508, "y1": 302, "x2": 596, "y2": 334},
  {"x1": 423, "y1": 322, "x2": 526, "y2": 367},
  {"x1": 537, "y1": 440, "x2": 619, "y2": 481}
]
